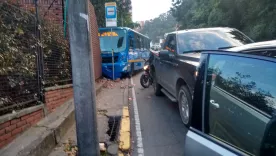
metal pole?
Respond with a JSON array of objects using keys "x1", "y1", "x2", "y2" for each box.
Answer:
[
  {"x1": 68, "y1": 0, "x2": 100, "y2": 155},
  {"x1": 34, "y1": 0, "x2": 45, "y2": 103},
  {"x1": 111, "y1": 28, "x2": 115, "y2": 80}
]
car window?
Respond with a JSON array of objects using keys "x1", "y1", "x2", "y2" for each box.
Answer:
[
  {"x1": 177, "y1": 29, "x2": 253, "y2": 53},
  {"x1": 165, "y1": 35, "x2": 176, "y2": 52},
  {"x1": 204, "y1": 54, "x2": 276, "y2": 155}
]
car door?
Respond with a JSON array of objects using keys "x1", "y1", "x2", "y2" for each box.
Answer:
[
  {"x1": 185, "y1": 51, "x2": 276, "y2": 156},
  {"x1": 160, "y1": 34, "x2": 178, "y2": 93}
]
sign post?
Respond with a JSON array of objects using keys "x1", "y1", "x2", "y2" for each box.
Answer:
[
  {"x1": 105, "y1": 2, "x2": 117, "y2": 80},
  {"x1": 105, "y1": 2, "x2": 117, "y2": 27}
]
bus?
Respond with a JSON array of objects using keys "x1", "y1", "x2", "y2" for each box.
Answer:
[{"x1": 98, "y1": 27, "x2": 151, "y2": 80}]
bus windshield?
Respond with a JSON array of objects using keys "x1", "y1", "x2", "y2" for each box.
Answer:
[{"x1": 99, "y1": 29, "x2": 127, "y2": 53}]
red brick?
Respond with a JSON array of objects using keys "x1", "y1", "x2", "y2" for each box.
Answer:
[
  {"x1": 0, "y1": 121, "x2": 10, "y2": 130},
  {"x1": 0, "y1": 140, "x2": 6, "y2": 149},
  {"x1": 21, "y1": 124, "x2": 31, "y2": 131},
  {"x1": 21, "y1": 113, "x2": 31, "y2": 120},
  {"x1": 11, "y1": 118, "x2": 20, "y2": 125},
  {"x1": 26, "y1": 116, "x2": 35, "y2": 123},
  {"x1": 11, "y1": 127, "x2": 22, "y2": 136},
  {"x1": 0, "y1": 129, "x2": 5, "y2": 135},
  {"x1": 5, "y1": 124, "x2": 16, "y2": 133},
  {"x1": 34, "y1": 112, "x2": 42, "y2": 119},
  {"x1": 32, "y1": 110, "x2": 42, "y2": 116},
  {"x1": 16, "y1": 120, "x2": 26, "y2": 128},
  {"x1": 5, "y1": 135, "x2": 16, "y2": 145},
  {"x1": 0, "y1": 133, "x2": 11, "y2": 142}
]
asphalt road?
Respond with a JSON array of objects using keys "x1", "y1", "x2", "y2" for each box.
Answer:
[{"x1": 130, "y1": 73, "x2": 187, "y2": 156}]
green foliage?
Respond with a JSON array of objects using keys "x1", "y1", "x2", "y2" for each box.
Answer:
[
  {"x1": 0, "y1": 2, "x2": 37, "y2": 76},
  {"x1": 139, "y1": 12, "x2": 177, "y2": 43},
  {"x1": 92, "y1": 0, "x2": 137, "y2": 28},
  {"x1": 0, "y1": 2, "x2": 71, "y2": 114},
  {"x1": 171, "y1": 0, "x2": 276, "y2": 41}
]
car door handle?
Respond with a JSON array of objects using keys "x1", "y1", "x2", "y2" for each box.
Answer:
[{"x1": 210, "y1": 100, "x2": 220, "y2": 109}]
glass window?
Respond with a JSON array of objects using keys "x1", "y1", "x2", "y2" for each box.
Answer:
[
  {"x1": 177, "y1": 29, "x2": 253, "y2": 53},
  {"x1": 205, "y1": 54, "x2": 276, "y2": 155},
  {"x1": 99, "y1": 29, "x2": 127, "y2": 53},
  {"x1": 165, "y1": 35, "x2": 176, "y2": 52}
]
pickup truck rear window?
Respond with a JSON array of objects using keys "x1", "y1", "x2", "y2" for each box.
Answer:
[{"x1": 177, "y1": 29, "x2": 253, "y2": 53}]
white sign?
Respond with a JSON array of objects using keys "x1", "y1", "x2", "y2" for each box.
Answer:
[{"x1": 105, "y1": 2, "x2": 117, "y2": 27}]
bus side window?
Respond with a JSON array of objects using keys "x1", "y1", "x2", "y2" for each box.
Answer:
[{"x1": 129, "y1": 37, "x2": 134, "y2": 49}]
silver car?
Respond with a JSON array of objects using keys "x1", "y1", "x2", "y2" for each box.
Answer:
[{"x1": 184, "y1": 41, "x2": 276, "y2": 156}]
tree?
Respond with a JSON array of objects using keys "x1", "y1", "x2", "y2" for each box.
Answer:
[
  {"x1": 139, "y1": 11, "x2": 177, "y2": 43},
  {"x1": 171, "y1": 0, "x2": 276, "y2": 41}
]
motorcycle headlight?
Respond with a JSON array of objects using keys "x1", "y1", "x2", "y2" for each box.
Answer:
[{"x1": 143, "y1": 65, "x2": 149, "y2": 70}]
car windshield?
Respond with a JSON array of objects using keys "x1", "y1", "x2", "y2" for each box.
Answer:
[
  {"x1": 99, "y1": 29, "x2": 127, "y2": 53},
  {"x1": 177, "y1": 29, "x2": 253, "y2": 53}
]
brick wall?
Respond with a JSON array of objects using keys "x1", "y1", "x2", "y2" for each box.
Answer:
[
  {"x1": 18, "y1": 0, "x2": 64, "y2": 24},
  {"x1": 0, "y1": 109, "x2": 44, "y2": 148},
  {"x1": 45, "y1": 87, "x2": 73, "y2": 113},
  {"x1": 88, "y1": 1, "x2": 102, "y2": 80}
]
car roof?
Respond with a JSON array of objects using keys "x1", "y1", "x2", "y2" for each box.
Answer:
[
  {"x1": 228, "y1": 40, "x2": 276, "y2": 52},
  {"x1": 166, "y1": 27, "x2": 237, "y2": 36}
]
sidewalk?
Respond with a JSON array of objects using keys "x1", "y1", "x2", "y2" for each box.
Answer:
[{"x1": 49, "y1": 78, "x2": 130, "y2": 156}]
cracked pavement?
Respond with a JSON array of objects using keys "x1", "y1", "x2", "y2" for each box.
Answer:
[{"x1": 130, "y1": 73, "x2": 187, "y2": 156}]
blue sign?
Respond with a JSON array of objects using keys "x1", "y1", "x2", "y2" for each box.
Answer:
[
  {"x1": 105, "y1": 6, "x2": 117, "y2": 19},
  {"x1": 105, "y1": 2, "x2": 117, "y2": 27}
]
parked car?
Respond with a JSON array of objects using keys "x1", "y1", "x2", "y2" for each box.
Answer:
[
  {"x1": 152, "y1": 27, "x2": 253, "y2": 126},
  {"x1": 184, "y1": 40, "x2": 276, "y2": 156}
]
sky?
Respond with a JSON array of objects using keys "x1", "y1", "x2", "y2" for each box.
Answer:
[{"x1": 132, "y1": 0, "x2": 172, "y2": 22}]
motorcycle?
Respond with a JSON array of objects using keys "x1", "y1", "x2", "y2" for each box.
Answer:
[{"x1": 140, "y1": 59, "x2": 153, "y2": 88}]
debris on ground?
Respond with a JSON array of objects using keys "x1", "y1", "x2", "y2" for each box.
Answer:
[
  {"x1": 102, "y1": 78, "x2": 127, "y2": 89},
  {"x1": 98, "y1": 109, "x2": 108, "y2": 116},
  {"x1": 128, "y1": 84, "x2": 135, "y2": 88},
  {"x1": 63, "y1": 139, "x2": 78, "y2": 156}
]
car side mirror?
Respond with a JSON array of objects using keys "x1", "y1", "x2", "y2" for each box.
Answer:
[{"x1": 159, "y1": 50, "x2": 170, "y2": 60}]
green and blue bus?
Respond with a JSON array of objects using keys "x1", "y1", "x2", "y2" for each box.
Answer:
[{"x1": 98, "y1": 27, "x2": 151, "y2": 79}]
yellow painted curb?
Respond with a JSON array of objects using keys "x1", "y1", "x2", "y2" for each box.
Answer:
[
  {"x1": 122, "y1": 107, "x2": 129, "y2": 117},
  {"x1": 118, "y1": 151, "x2": 124, "y2": 156},
  {"x1": 119, "y1": 106, "x2": 130, "y2": 151}
]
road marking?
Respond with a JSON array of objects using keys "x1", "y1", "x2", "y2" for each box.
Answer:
[{"x1": 131, "y1": 77, "x2": 144, "y2": 156}]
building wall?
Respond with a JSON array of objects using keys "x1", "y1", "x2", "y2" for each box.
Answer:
[
  {"x1": 19, "y1": 0, "x2": 64, "y2": 24},
  {"x1": 88, "y1": 1, "x2": 102, "y2": 80}
]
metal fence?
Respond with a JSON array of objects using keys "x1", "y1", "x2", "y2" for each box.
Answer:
[
  {"x1": 41, "y1": 22, "x2": 72, "y2": 87},
  {"x1": 0, "y1": 1, "x2": 72, "y2": 116}
]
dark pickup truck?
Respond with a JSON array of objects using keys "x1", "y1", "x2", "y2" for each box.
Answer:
[{"x1": 151, "y1": 27, "x2": 253, "y2": 126}]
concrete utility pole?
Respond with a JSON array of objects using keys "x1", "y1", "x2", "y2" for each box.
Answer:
[{"x1": 68, "y1": 0, "x2": 100, "y2": 155}]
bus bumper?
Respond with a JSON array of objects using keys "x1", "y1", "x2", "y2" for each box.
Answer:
[{"x1": 102, "y1": 63, "x2": 128, "y2": 80}]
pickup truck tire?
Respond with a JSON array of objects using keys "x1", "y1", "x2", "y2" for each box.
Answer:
[
  {"x1": 153, "y1": 72, "x2": 162, "y2": 96},
  {"x1": 178, "y1": 85, "x2": 192, "y2": 127}
]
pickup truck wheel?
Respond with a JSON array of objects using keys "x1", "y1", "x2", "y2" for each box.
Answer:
[
  {"x1": 153, "y1": 73, "x2": 162, "y2": 96},
  {"x1": 178, "y1": 85, "x2": 192, "y2": 127}
]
